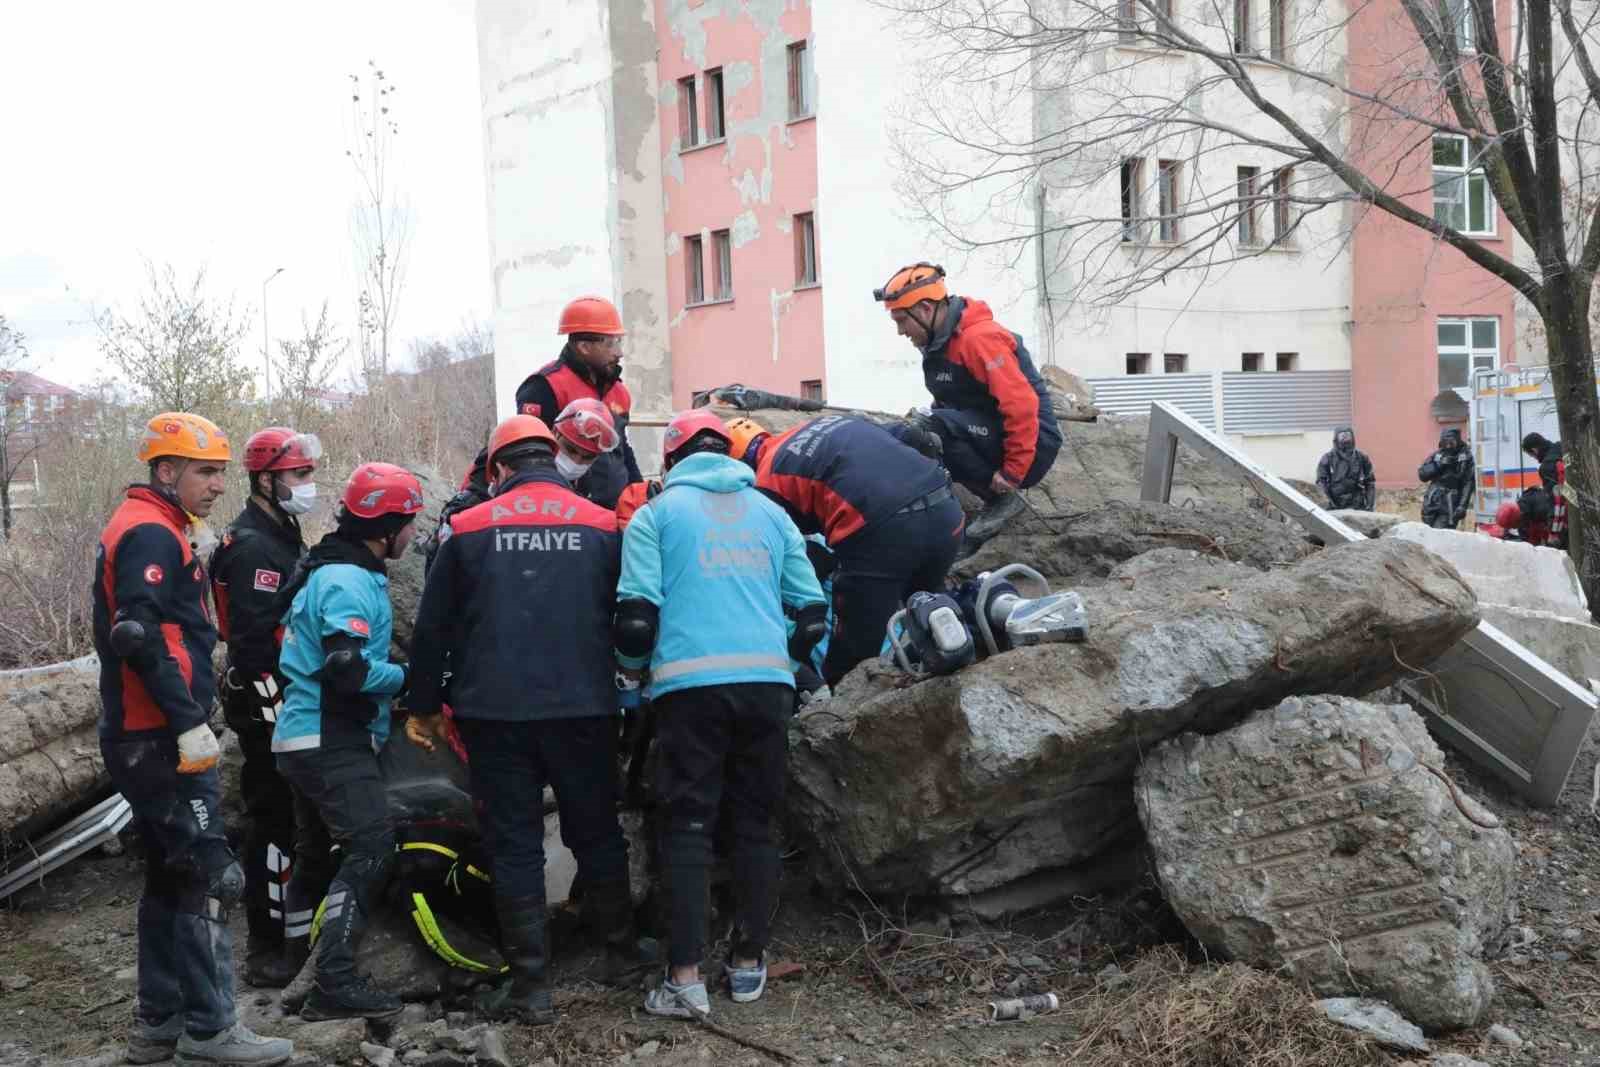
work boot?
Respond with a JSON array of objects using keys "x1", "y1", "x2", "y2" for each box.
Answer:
[
  {"x1": 126, "y1": 1014, "x2": 183, "y2": 1065},
  {"x1": 173, "y1": 1022, "x2": 293, "y2": 1066},
  {"x1": 478, "y1": 893, "x2": 556, "y2": 1025},
  {"x1": 244, "y1": 935, "x2": 296, "y2": 990},
  {"x1": 586, "y1": 881, "x2": 657, "y2": 986},
  {"x1": 300, "y1": 973, "x2": 403, "y2": 1021},
  {"x1": 965, "y1": 490, "x2": 1027, "y2": 544}
]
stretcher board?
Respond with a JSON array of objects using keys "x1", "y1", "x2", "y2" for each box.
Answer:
[
  {"x1": 1141, "y1": 400, "x2": 1596, "y2": 807},
  {"x1": 0, "y1": 792, "x2": 132, "y2": 900}
]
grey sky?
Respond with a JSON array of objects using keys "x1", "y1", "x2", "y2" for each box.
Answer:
[{"x1": 0, "y1": 1, "x2": 490, "y2": 392}]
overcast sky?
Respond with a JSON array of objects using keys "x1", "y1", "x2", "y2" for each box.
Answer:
[{"x1": 0, "y1": 1, "x2": 490, "y2": 392}]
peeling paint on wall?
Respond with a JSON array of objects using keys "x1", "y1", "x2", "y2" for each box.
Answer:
[
  {"x1": 730, "y1": 209, "x2": 761, "y2": 247},
  {"x1": 665, "y1": 231, "x2": 681, "y2": 256}
]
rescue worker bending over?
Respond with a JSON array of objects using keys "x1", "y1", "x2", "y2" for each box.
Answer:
[
  {"x1": 94, "y1": 412, "x2": 293, "y2": 1067},
  {"x1": 1418, "y1": 428, "x2": 1475, "y2": 530},
  {"x1": 875, "y1": 262, "x2": 1063, "y2": 544},
  {"x1": 725, "y1": 413, "x2": 963, "y2": 687},
  {"x1": 274, "y1": 463, "x2": 423, "y2": 1022},
  {"x1": 406, "y1": 415, "x2": 650, "y2": 1025},
  {"x1": 208, "y1": 426, "x2": 321, "y2": 989},
  {"x1": 616, "y1": 411, "x2": 826, "y2": 1019},
  {"x1": 514, "y1": 295, "x2": 642, "y2": 508},
  {"x1": 1522, "y1": 431, "x2": 1569, "y2": 548},
  {"x1": 1315, "y1": 426, "x2": 1376, "y2": 511}
]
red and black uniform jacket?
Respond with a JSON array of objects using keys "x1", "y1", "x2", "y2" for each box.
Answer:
[
  {"x1": 408, "y1": 468, "x2": 621, "y2": 723},
  {"x1": 515, "y1": 347, "x2": 642, "y2": 508},
  {"x1": 921, "y1": 297, "x2": 1062, "y2": 485},
  {"x1": 209, "y1": 497, "x2": 305, "y2": 683},
  {"x1": 754, "y1": 415, "x2": 950, "y2": 546},
  {"x1": 93, "y1": 486, "x2": 217, "y2": 739}
]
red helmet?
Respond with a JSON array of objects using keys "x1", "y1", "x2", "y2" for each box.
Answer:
[
  {"x1": 487, "y1": 414, "x2": 557, "y2": 468},
  {"x1": 341, "y1": 463, "x2": 425, "y2": 520},
  {"x1": 557, "y1": 296, "x2": 625, "y2": 336},
  {"x1": 554, "y1": 398, "x2": 620, "y2": 455},
  {"x1": 663, "y1": 410, "x2": 732, "y2": 466},
  {"x1": 1495, "y1": 502, "x2": 1522, "y2": 528},
  {"x1": 243, "y1": 427, "x2": 322, "y2": 473}
]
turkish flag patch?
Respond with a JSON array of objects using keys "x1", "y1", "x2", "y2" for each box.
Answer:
[
  {"x1": 143, "y1": 564, "x2": 164, "y2": 585},
  {"x1": 253, "y1": 569, "x2": 282, "y2": 592},
  {"x1": 348, "y1": 618, "x2": 371, "y2": 636}
]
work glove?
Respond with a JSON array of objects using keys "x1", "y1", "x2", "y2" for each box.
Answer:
[
  {"x1": 798, "y1": 684, "x2": 831, "y2": 709},
  {"x1": 176, "y1": 723, "x2": 221, "y2": 774},
  {"x1": 404, "y1": 712, "x2": 451, "y2": 753},
  {"x1": 989, "y1": 471, "x2": 1019, "y2": 497},
  {"x1": 1453, "y1": 510, "x2": 1468, "y2": 525}
]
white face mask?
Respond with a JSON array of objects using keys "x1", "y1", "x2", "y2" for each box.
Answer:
[
  {"x1": 555, "y1": 452, "x2": 593, "y2": 483},
  {"x1": 279, "y1": 482, "x2": 318, "y2": 516}
]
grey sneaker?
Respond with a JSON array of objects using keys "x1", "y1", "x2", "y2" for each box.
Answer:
[
  {"x1": 727, "y1": 958, "x2": 767, "y2": 1003},
  {"x1": 174, "y1": 1023, "x2": 293, "y2": 1066},
  {"x1": 126, "y1": 1015, "x2": 183, "y2": 1064},
  {"x1": 643, "y1": 977, "x2": 711, "y2": 1019}
]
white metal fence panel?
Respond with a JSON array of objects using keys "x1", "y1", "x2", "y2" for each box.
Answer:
[
  {"x1": 1220, "y1": 370, "x2": 1352, "y2": 435},
  {"x1": 1087, "y1": 373, "x2": 1216, "y2": 430}
]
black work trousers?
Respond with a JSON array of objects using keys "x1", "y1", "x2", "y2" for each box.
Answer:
[
  {"x1": 822, "y1": 495, "x2": 965, "y2": 686},
  {"x1": 277, "y1": 745, "x2": 395, "y2": 983},
  {"x1": 653, "y1": 683, "x2": 791, "y2": 968},
  {"x1": 455, "y1": 716, "x2": 630, "y2": 904},
  {"x1": 222, "y1": 686, "x2": 296, "y2": 946},
  {"x1": 928, "y1": 407, "x2": 1061, "y2": 498}
]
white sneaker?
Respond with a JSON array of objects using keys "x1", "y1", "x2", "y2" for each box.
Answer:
[
  {"x1": 174, "y1": 1022, "x2": 293, "y2": 1066},
  {"x1": 644, "y1": 977, "x2": 711, "y2": 1019}
]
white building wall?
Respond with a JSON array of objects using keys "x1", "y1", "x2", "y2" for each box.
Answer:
[
  {"x1": 812, "y1": 3, "x2": 1040, "y2": 416},
  {"x1": 477, "y1": 0, "x2": 672, "y2": 426}
]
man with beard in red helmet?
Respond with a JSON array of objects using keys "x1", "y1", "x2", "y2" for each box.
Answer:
[{"x1": 208, "y1": 427, "x2": 322, "y2": 988}]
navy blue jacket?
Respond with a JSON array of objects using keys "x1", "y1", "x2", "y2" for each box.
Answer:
[{"x1": 409, "y1": 467, "x2": 621, "y2": 721}]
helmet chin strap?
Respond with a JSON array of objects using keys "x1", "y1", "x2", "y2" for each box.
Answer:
[{"x1": 910, "y1": 300, "x2": 944, "y2": 346}]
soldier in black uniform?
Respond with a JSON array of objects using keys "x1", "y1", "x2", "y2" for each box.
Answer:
[
  {"x1": 1419, "y1": 428, "x2": 1476, "y2": 529},
  {"x1": 208, "y1": 427, "x2": 322, "y2": 987}
]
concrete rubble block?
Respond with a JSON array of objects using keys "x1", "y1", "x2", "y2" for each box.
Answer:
[
  {"x1": 0, "y1": 656, "x2": 105, "y2": 843},
  {"x1": 1041, "y1": 366, "x2": 1100, "y2": 422},
  {"x1": 1329, "y1": 510, "x2": 1405, "y2": 539},
  {"x1": 788, "y1": 538, "x2": 1479, "y2": 898},
  {"x1": 1315, "y1": 997, "x2": 1428, "y2": 1052},
  {"x1": 1476, "y1": 603, "x2": 1600, "y2": 690},
  {"x1": 1138, "y1": 695, "x2": 1516, "y2": 1032},
  {"x1": 288, "y1": 1017, "x2": 372, "y2": 1058},
  {"x1": 1387, "y1": 521, "x2": 1588, "y2": 617}
]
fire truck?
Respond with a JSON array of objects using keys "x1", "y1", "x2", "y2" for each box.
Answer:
[{"x1": 1470, "y1": 363, "x2": 1566, "y2": 528}]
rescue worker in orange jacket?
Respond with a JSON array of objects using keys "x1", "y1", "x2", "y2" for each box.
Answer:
[
  {"x1": 94, "y1": 413, "x2": 294, "y2": 1067},
  {"x1": 208, "y1": 427, "x2": 322, "y2": 988},
  {"x1": 875, "y1": 263, "x2": 1063, "y2": 544},
  {"x1": 514, "y1": 296, "x2": 642, "y2": 508}
]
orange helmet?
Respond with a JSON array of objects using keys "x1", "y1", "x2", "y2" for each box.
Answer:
[
  {"x1": 663, "y1": 410, "x2": 731, "y2": 467},
  {"x1": 138, "y1": 412, "x2": 232, "y2": 464},
  {"x1": 724, "y1": 416, "x2": 768, "y2": 464},
  {"x1": 487, "y1": 414, "x2": 557, "y2": 468},
  {"x1": 873, "y1": 262, "x2": 947, "y2": 311},
  {"x1": 557, "y1": 296, "x2": 625, "y2": 336}
]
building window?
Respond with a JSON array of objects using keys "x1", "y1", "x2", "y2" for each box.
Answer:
[
  {"x1": 1275, "y1": 352, "x2": 1298, "y2": 371},
  {"x1": 1432, "y1": 134, "x2": 1495, "y2": 235},
  {"x1": 1438, "y1": 318, "x2": 1498, "y2": 392},
  {"x1": 1444, "y1": 0, "x2": 1475, "y2": 50},
  {"x1": 787, "y1": 41, "x2": 812, "y2": 119},
  {"x1": 801, "y1": 379, "x2": 824, "y2": 402},
  {"x1": 1157, "y1": 159, "x2": 1181, "y2": 242},
  {"x1": 1156, "y1": 0, "x2": 1174, "y2": 20},
  {"x1": 1233, "y1": 0, "x2": 1253, "y2": 53},
  {"x1": 1126, "y1": 352, "x2": 1151, "y2": 374},
  {"x1": 1117, "y1": 0, "x2": 1140, "y2": 37},
  {"x1": 685, "y1": 234, "x2": 705, "y2": 305},
  {"x1": 1242, "y1": 352, "x2": 1263, "y2": 372},
  {"x1": 1237, "y1": 166, "x2": 1260, "y2": 246},
  {"x1": 1269, "y1": 0, "x2": 1288, "y2": 58},
  {"x1": 712, "y1": 229, "x2": 733, "y2": 300},
  {"x1": 1120, "y1": 158, "x2": 1145, "y2": 242},
  {"x1": 678, "y1": 75, "x2": 700, "y2": 149},
  {"x1": 46, "y1": 394, "x2": 63, "y2": 415},
  {"x1": 795, "y1": 212, "x2": 818, "y2": 286},
  {"x1": 1164, "y1": 353, "x2": 1189, "y2": 373},
  {"x1": 21, "y1": 395, "x2": 35, "y2": 423},
  {"x1": 1272, "y1": 166, "x2": 1296, "y2": 245},
  {"x1": 706, "y1": 68, "x2": 726, "y2": 140}
]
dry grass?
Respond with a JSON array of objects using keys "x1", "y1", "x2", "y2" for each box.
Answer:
[{"x1": 1065, "y1": 947, "x2": 1394, "y2": 1067}]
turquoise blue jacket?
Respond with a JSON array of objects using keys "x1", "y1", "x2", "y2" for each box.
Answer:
[
  {"x1": 274, "y1": 554, "x2": 406, "y2": 753},
  {"x1": 617, "y1": 452, "x2": 825, "y2": 698}
]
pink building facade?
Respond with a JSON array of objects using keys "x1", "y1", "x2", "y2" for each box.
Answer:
[{"x1": 656, "y1": 1, "x2": 824, "y2": 408}]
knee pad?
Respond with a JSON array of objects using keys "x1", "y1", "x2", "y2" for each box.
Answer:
[{"x1": 177, "y1": 860, "x2": 244, "y2": 922}]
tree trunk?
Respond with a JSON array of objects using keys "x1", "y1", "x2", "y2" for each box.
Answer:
[{"x1": 1542, "y1": 277, "x2": 1600, "y2": 617}]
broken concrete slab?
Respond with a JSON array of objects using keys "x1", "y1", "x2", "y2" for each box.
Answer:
[
  {"x1": 1041, "y1": 367, "x2": 1099, "y2": 422},
  {"x1": 1387, "y1": 522, "x2": 1587, "y2": 617},
  {"x1": 953, "y1": 841, "x2": 1149, "y2": 921},
  {"x1": 1329, "y1": 510, "x2": 1404, "y2": 538},
  {"x1": 1138, "y1": 695, "x2": 1515, "y2": 1032},
  {"x1": 1316, "y1": 998, "x2": 1429, "y2": 1052},
  {"x1": 1478, "y1": 604, "x2": 1600, "y2": 691},
  {"x1": 788, "y1": 538, "x2": 1478, "y2": 898}
]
